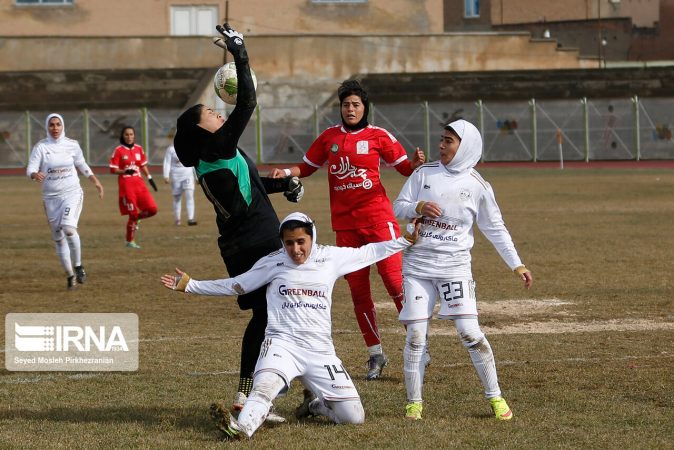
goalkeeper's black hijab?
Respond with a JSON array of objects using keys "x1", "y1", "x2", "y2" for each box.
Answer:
[{"x1": 173, "y1": 104, "x2": 210, "y2": 167}]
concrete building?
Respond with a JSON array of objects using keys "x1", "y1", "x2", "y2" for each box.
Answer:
[
  {"x1": 1, "y1": 0, "x2": 597, "y2": 110},
  {"x1": 444, "y1": 0, "x2": 674, "y2": 62}
]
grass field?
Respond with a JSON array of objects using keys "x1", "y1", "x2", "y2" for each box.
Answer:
[{"x1": 1, "y1": 167, "x2": 673, "y2": 449}]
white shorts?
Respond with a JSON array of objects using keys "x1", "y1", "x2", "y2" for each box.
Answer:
[
  {"x1": 43, "y1": 189, "x2": 83, "y2": 236},
  {"x1": 171, "y1": 176, "x2": 194, "y2": 196},
  {"x1": 399, "y1": 276, "x2": 477, "y2": 323},
  {"x1": 255, "y1": 338, "x2": 359, "y2": 402}
]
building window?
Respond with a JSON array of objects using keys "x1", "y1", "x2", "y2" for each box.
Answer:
[
  {"x1": 171, "y1": 5, "x2": 219, "y2": 36},
  {"x1": 464, "y1": 0, "x2": 479, "y2": 18},
  {"x1": 15, "y1": 0, "x2": 73, "y2": 4}
]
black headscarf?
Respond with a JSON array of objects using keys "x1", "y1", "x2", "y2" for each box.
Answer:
[
  {"x1": 174, "y1": 104, "x2": 213, "y2": 167},
  {"x1": 338, "y1": 79, "x2": 370, "y2": 131}
]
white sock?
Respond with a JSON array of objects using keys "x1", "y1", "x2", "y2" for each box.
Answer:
[
  {"x1": 236, "y1": 394, "x2": 271, "y2": 438},
  {"x1": 185, "y1": 191, "x2": 195, "y2": 220},
  {"x1": 404, "y1": 321, "x2": 427, "y2": 402},
  {"x1": 55, "y1": 239, "x2": 73, "y2": 276},
  {"x1": 236, "y1": 372, "x2": 285, "y2": 438},
  {"x1": 467, "y1": 337, "x2": 501, "y2": 399},
  {"x1": 367, "y1": 344, "x2": 383, "y2": 356},
  {"x1": 65, "y1": 230, "x2": 82, "y2": 267},
  {"x1": 172, "y1": 195, "x2": 182, "y2": 222}
]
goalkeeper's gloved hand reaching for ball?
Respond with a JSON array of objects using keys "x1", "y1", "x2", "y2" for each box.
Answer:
[{"x1": 213, "y1": 22, "x2": 246, "y2": 59}]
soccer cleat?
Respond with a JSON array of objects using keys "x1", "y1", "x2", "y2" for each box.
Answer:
[
  {"x1": 295, "y1": 389, "x2": 317, "y2": 419},
  {"x1": 405, "y1": 401, "x2": 423, "y2": 420},
  {"x1": 366, "y1": 353, "x2": 389, "y2": 380},
  {"x1": 66, "y1": 275, "x2": 77, "y2": 290},
  {"x1": 209, "y1": 401, "x2": 243, "y2": 440},
  {"x1": 489, "y1": 396, "x2": 513, "y2": 421},
  {"x1": 187, "y1": 220, "x2": 198, "y2": 226},
  {"x1": 232, "y1": 391, "x2": 247, "y2": 412},
  {"x1": 175, "y1": 220, "x2": 181, "y2": 226},
  {"x1": 74, "y1": 265, "x2": 86, "y2": 284},
  {"x1": 126, "y1": 241, "x2": 141, "y2": 249}
]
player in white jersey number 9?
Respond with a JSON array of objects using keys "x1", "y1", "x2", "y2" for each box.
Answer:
[{"x1": 26, "y1": 113, "x2": 104, "y2": 290}]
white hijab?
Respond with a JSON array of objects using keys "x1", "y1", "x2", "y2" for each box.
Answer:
[
  {"x1": 279, "y1": 212, "x2": 318, "y2": 261},
  {"x1": 45, "y1": 113, "x2": 65, "y2": 144},
  {"x1": 443, "y1": 119, "x2": 482, "y2": 174}
]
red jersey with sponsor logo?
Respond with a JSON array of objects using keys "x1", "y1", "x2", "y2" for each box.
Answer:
[
  {"x1": 303, "y1": 125, "x2": 410, "y2": 231},
  {"x1": 110, "y1": 143, "x2": 147, "y2": 180},
  {"x1": 109, "y1": 144, "x2": 149, "y2": 198}
]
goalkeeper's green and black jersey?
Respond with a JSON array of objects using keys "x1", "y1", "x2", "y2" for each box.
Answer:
[
  {"x1": 174, "y1": 43, "x2": 286, "y2": 257},
  {"x1": 197, "y1": 148, "x2": 281, "y2": 257}
]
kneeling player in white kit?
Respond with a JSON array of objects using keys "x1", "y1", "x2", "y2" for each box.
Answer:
[
  {"x1": 393, "y1": 119, "x2": 533, "y2": 421},
  {"x1": 162, "y1": 143, "x2": 197, "y2": 226},
  {"x1": 27, "y1": 113, "x2": 104, "y2": 289},
  {"x1": 161, "y1": 212, "x2": 418, "y2": 439}
]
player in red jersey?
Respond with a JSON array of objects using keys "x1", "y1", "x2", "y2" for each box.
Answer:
[
  {"x1": 109, "y1": 126, "x2": 158, "y2": 248},
  {"x1": 269, "y1": 80, "x2": 425, "y2": 379}
]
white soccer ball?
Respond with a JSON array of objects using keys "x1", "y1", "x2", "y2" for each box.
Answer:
[{"x1": 213, "y1": 62, "x2": 257, "y2": 105}]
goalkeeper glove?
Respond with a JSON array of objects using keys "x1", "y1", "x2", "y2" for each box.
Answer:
[
  {"x1": 283, "y1": 176, "x2": 304, "y2": 203},
  {"x1": 213, "y1": 22, "x2": 245, "y2": 56},
  {"x1": 148, "y1": 176, "x2": 158, "y2": 192}
]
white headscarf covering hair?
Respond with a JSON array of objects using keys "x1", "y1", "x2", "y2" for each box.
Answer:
[
  {"x1": 443, "y1": 119, "x2": 483, "y2": 174},
  {"x1": 45, "y1": 113, "x2": 65, "y2": 144},
  {"x1": 279, "y1": 212, "x2": 318, "y2": 261}
]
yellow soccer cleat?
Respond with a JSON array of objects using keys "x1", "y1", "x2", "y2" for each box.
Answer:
[
  {"x1": 489, "y1": 396, "x2": 513, "y2": 420},
  {"x1": 405, "y1": 401, "x2": 423, "y2": 420}
]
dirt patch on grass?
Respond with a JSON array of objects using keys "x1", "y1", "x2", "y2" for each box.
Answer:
[{"x1": 376, "y1": 299, "x2": 674, "y2": 335}]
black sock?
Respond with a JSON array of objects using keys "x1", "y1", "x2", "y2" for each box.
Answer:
[{"x1": 238, "y1": 377, "x2": 253, "y2": 397}]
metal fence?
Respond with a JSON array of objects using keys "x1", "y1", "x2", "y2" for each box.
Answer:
[{"x1": 2, "y1": 96, "x2": 673, "y2": 168}]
